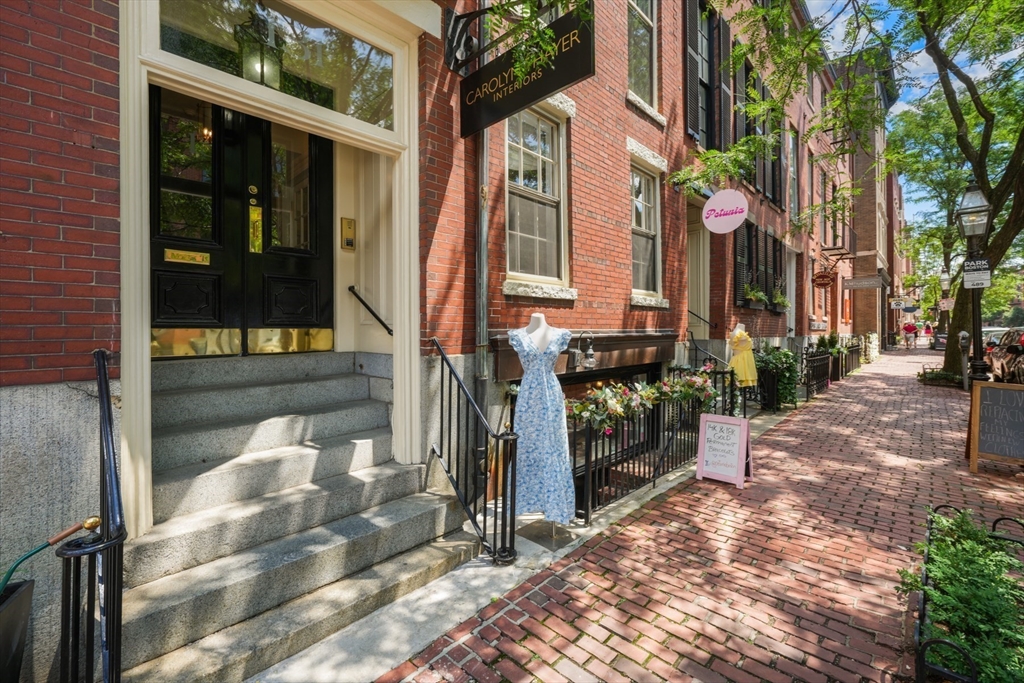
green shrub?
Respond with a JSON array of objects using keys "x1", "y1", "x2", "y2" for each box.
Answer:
[
  {"x1": 897, "y1": 510, "x2": 1024, "y2": 683},
  {"x1": 754, "y1": 347, "x2": 798, "y2": 407}
]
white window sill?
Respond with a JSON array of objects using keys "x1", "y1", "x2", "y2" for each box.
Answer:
[
  {"x1": 630, "y1": 293, "x2": 669, "y2": 308},
  {"x1": 625, "y1": 91, "x2": 667, "y2": 127},
  {"x1": 502, "y1": 279, "x2": 578, "y2": 300}
]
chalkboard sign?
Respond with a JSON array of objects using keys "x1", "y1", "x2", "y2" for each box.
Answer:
[
  {"x1": 696, "y1": 414, "x2": 753, "y2": 489},
  {"x1": 969, "y1": 382, "x2": 1024, "y2": 473}
]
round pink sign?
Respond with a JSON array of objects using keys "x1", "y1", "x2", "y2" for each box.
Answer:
[{"x1": 701, "y1": 189, "x2": 749, "y2": 234}]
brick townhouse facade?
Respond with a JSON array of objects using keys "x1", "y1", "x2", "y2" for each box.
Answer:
[{"x1": 1, "y1": 1, "x2": 896, "y2": 680}]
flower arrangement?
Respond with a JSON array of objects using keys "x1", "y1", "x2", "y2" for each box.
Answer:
[
  {"x1": 566, "y1": 367, "x2": 720, "y2": 434},
  {"x1": 771, "y1": 290, "x2": 791, "y2": 309}
]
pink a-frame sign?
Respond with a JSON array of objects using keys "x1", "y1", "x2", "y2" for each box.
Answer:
[{"x1": 695, "y1": 414, "x2": 754, "y2": 489}]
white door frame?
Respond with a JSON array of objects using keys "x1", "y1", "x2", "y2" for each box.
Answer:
[{"x1": 119, "y1": 0, "x2": 425, "y2": 538}]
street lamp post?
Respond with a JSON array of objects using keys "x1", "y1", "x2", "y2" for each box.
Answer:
[
  {"x1": 938, "y1": 268, "x2": 951, "y2": 334},
  {"x1": 954, "y1": 182, "x2": 992, "y2": 385}
]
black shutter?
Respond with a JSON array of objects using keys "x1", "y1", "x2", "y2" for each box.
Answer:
[
  {"x1": 717, "y1": 18, "x2": 732, "y2": 151},
  {"x1": 734, "y1": 56, "x2": 746, "y2": 145},
  {"x1": 754, "y1": 74, "x2": 764, "y2": 192},
  {"x1": 686, "y1": 0, "x2": 700, "y2": 139},
  {"x1": 734, "y1": 222, "x2": 749, "y2": 306},
  {"x1": 779, "y1": 129, "x2": 788, "y2": 212},
  {"x1": 758, "y1": 228, "x2": 768, "y2": 295},
  {"x1": 766, "y1": 233, "x2": 776, "y2": 301}
]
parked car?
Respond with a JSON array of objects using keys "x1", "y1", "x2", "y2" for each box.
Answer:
[
  {"x1": 982, "y1": 327, "x2": 1009, "y2": 346},
  {"x1": 930, "y1": 332, "x2": 947, "y2": 351},
  {"x1": 985, "y1": 327, "x2": 1024, "y2": 383}
]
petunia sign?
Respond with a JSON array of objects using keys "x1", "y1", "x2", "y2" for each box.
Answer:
[{"x1": 701, "y1": 189, "x2": 749, "y2": 234}]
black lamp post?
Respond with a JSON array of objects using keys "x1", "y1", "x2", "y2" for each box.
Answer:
[
  {"x1": 954, "y1": 182, "x2": 992, "y2": 384},
  {"x1": 938, "y1": 267, "x2": 951, "y2": 334}
]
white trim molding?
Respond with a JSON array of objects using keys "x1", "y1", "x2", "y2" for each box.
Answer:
[
  {"x1": 544, "y1": 93, "x2": 577, "y2": 118},
  {"x1": 626, "y1": 91, "x2": 667, "y2": 126},
  {"x1": 626, "y1": 137, "x2": 668, "y2": 173},
  {"x1": 630, "y1": 294, "x2": 670, "y2": 308},
  {"x1": 502, "y1": 279, "x2": 579, "y2": 300}
]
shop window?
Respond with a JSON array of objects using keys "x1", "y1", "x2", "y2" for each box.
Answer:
[
  {"x1": 159, "y1": 0, "x2": 394, "y2": 129},
  {"x1": 628, "y1": 0, "x2": 656, "y2": 106},
  {"x1": 507, "y1": 110, "x2": 563, "y2": 280},
  {"x1": 631, "y1": 168, "x2": 660, "y2": 293}
]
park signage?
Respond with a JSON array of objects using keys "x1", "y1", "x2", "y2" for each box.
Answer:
[
  {"x1": 812, "y1": 271, "x2": 836, "y2": 289},
  {"x1": 701, "y1": 190, "x2": 749, "y2": 234},
  {"x1": 963, "y1": 258, "x2": 991, "y2": 289},
  {"x1": 696, "y1": 414, "x2": 753, "y2": 489},
  {"x1": 459, "y1": 10, "x2": 595, "y2": 138},
  {"x1": 968, "y1": 382, "x2": 1024, "y2": 473}
]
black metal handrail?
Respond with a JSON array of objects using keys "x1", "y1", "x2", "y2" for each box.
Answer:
[
  {"x1": 688, "y1": 330, "x2": 728, "y2": 367},
  {"x1": 687, "y1": 309, "x2": 717, "y2": 329},
  {"x1": 55, "y1": 350, "x2": 126, "y2": 683},
  {"x1": 429, "y1": 338, "x2": 517, "y2": 565},
  {"x1": 348, "y1": 285, "x2": 393, "y2": 336}
]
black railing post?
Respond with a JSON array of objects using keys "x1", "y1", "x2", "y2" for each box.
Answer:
[{"x1": 582, "y1": 426, "x2": 594, "y2": 525}]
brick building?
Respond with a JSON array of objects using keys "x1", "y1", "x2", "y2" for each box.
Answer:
[{"x1": 1, "y1": 1, "x2": 893, "y2": 680}]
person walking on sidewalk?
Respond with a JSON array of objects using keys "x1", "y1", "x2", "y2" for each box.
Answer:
[{"x1": 902, "y1": 321, "x2": 918, "y2": 349}]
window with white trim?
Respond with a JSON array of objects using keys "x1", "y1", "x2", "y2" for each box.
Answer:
[
  {"x1": 630, "y1": 167, "x2": 659, "y2": 293},
  {"x1": 507, "y1": 110, "x2": 562, "y2": 280},
  {"x1": 628, "y1": 0, "x2": 655, "y2": 106}
]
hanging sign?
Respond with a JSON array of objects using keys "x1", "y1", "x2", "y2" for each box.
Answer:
[
  {"x1": 890, "y1": 298, "x2": 905, "y2": 309},
  {"x1": 701, "y1": 190, "x2": 749, "y2": 234},
  {"x1": 460, "y1": 9, "x2": 595, "y2": 138},
  {"x1": 842, "y1": 276, "x2": 885, "y2": 290},
  {"x1": 696, "y1": 414, "x2": 753, "y2": 489},
  {"x1": 938, "y1": 298, "x2": 955, "y2": 311},
  {"x1": 963, "y1": 258, "x2": 991, "y2": 289},
  {"x1": 812, "y1": 271, "x2": 836, "y2": 289}
]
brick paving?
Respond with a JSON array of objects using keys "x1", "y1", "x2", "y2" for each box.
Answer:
[{"x1": 379, "y1": 350, "x2": 1024, "y2": 683}]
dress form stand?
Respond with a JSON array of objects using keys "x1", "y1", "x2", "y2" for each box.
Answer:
[{"x1": 524, "y1": 312, "x2": 554, "y2": 354}]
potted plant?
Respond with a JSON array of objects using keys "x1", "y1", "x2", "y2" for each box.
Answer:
[
  {"x1": 744, "y1": 283, "x2": 769, "y2": 309},
  {"x1": 771, "y1": 290, "x2": 791, "y2": 310},
  {"x1": 0, "y1": 517, "x2": 99, "y2": 681}
]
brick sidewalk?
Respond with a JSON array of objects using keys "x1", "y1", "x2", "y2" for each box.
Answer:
[{"x1": 379, "y1": 350, "x2": 1023, "y2": 683}]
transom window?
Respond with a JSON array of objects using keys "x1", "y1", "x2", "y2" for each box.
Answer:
[
  {"x1": 631, "y1": 168, "x2": 659, "y2": 293},
  {"x1": 628, "y1": 0, "x2": 655, "y2": 105},
  {"x1": 159, "y1": 0, "x2": 394, "y2": 129},
  {"x1": 507, "y1": 110, "x2": 562, "y2": 280}
]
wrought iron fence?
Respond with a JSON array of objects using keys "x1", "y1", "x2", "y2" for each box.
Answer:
[
  {"x1": 804, "y1": 349, "x2": 831, "y2": 398},
  {"x1": 670, "y1": 367, "x2": 738, "y2": 417},
  {"x1": 845, "y1": 345, "x2": 862, "y2": 374},
  {"x1": 429, "y1": 338, "x2": 518, "y2": 565},
  {"x1": 55, "y1": 350, "x2": 126, "y2": 683},
  {"x1": 569, "y1": 395, "x2": 708, "y2": 525}
]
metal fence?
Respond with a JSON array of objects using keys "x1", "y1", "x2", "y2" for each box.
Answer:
[
  {"x1": 804, "y1": 349, "x2": 831, "y2": 398},
  {"x1": 569, "y1": 396, "x2": 708, "y2": 525},
  {"x1": 845, "y1": 345, "x2": 862, "y2": 374}
]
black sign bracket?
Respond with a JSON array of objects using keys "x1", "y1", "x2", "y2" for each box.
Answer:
[{"x1": 444, "y1": 1, "x2": 561, "y2": 75}]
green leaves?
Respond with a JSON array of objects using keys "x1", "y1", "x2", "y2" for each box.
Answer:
[
  {"x1": 486, "y1": 0, "x2": 593, "y2": 85},
  {"x1": 898, "y1": 509, "x2": 1024, "y2": 683}
]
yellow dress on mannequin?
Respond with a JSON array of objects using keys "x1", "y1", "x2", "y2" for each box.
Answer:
[{"x1": 728, "y1": 326, "x2": 758, "y2": 387}]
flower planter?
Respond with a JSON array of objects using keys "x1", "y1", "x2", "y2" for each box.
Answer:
[
  {"x1": 904, "y1": 507, "x2": 1024, "y2": 683},
  {"x1": 1, "y1": 579, "x2": 33, "y2": 682},
  {"x1": 746, "y1": 300, "x2": 765, "y2": 310},
  {"x1": 830, "y1": 355, "x2": 842, "y2": 382}
]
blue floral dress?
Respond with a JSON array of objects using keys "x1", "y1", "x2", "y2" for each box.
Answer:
[{"x1": 509, "y1": 327, "x2": 576, "y2": 524}]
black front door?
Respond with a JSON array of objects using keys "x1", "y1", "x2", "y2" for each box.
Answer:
[{"x1": 150, "y1": 87, "x2": 334, "y2": 357}]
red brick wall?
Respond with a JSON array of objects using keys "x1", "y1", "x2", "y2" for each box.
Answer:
[{"x1": 0, "y1": 0, "x2": 120, "y2": 386}]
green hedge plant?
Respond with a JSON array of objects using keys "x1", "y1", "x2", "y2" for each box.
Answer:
[{"x1": 897, "y1": 510, "x2": 1024, "y2": 683}]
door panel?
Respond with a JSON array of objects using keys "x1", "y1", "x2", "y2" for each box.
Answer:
[{"x1": 150, "y1": 87, "x2": 333, "y2": 358}]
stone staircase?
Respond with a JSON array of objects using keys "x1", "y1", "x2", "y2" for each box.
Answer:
[{"x1": 122, "y1": 353, "x2": 476, "y2": 682}]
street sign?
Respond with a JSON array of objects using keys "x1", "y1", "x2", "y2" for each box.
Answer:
[
  {"x1": 963, "y1": 258, "x2": 991, "y2": 289},
  {"x1": 890, "y1": 299, "x2": 905, "y2": 309},
  {"x1": 938, "y1": 298, "x2": 955, "y2": 311},
  {"x1": 842, "y1": 276, "x2": 885, "y2": 290}
]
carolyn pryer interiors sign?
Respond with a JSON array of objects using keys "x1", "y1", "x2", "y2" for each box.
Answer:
[{"x1": 459, "y1": 9, "x2": 595, "y2": 138}]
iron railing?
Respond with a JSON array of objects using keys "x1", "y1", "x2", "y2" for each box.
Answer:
[
  {"x1": 569, "y1": 395, "x2": 708, "y2": 525},
  {"x1": 670, "y1": 367, "x2": 738, "y2": 417},
  {"x1": 846, "y1": 344, "x2": 862, "y2": 374},
  {"x1": 348, "y1": 285, "x2": 393, "y2": 336},
  {"x1": 914, "y1": 506, "x2": 1024, "y2": 683},
  {"x1": 804, "y1": 349, "x2": 831, "y2": 398},
  {"x1": 429, "y1": 338, "x2": 517, "y2": 565},
  {"x1": 55, "y1": 350, "x2": 126, "y2": 683}
]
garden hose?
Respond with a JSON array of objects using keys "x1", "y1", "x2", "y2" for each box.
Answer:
[{"x1": 0, "y1": 517, "x2": 100, "y2": 596}]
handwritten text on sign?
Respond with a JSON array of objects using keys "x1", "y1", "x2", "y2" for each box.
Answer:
[
  {"x1": 978, "y1": 384, "x2": 1024, "y2": 460},
  {"x1": 696, "y1": 414, "x2": 753, "y2": 489}
]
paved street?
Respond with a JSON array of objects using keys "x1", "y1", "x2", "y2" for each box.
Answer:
[{"x1": 378, "y1": 349, "x2": 1024, "y2": 683}]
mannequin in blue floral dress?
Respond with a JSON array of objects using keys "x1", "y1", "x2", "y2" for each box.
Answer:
[{"x1": 509, "y1": 314, "x2": 576, "y2": 525}]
